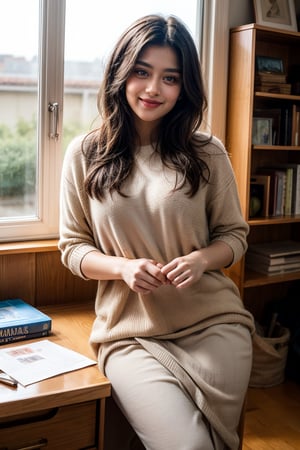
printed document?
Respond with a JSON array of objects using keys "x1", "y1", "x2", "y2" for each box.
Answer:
[{"x1": 0, "y1": 340, "x2": 96, "y2": 386}]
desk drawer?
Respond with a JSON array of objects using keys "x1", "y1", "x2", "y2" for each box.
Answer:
[{"x1": 0, "y1": 400, "x2": 98, "y2": 450}]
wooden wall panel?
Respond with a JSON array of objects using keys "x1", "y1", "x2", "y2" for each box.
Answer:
[
  {"x1": 0, "y1": 249, "x2": 97, "y2": 306},
  {"x1": 0, "y1": 253, "x2": 35, "y2": 303},
  {"x1": 35, "y1": 251, "x2": 97, "y2": 306}
]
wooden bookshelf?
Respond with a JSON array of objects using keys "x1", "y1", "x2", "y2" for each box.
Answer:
[{"x1": 226, "y1": 23, "x2": 300, "y2": 319}]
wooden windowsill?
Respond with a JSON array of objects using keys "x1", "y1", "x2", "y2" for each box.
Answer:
[{"x1": 0, "y1": 239, "x2": 59, "y2": 255}]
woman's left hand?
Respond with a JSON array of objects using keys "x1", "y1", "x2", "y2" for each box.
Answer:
[
  {"x1": 161, "y1": 242, "x2": 233, "y2": 289},
  {"x1": 160, "y1": 250, "x2": 206, "y2": 289}
]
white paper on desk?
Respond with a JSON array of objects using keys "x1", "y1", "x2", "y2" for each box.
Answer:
[{"x1": 0, "y1": 340, "x2": 96, "y2": 386}]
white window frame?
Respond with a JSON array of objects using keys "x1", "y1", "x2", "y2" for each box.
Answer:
[{"x1": 0, "y1": 0, "x2": 65, "y2": 242}]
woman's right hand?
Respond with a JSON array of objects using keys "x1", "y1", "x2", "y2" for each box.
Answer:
[
  {"x1": 81, "y1": 251, "x2": 168, "y2": 294},
  {"x1": 121, "y1": 258, "x2": 168, "y2": 294}
]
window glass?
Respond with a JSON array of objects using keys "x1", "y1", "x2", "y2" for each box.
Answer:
[
  {"x1": 0, "y1": 0, "x2": 39, "y2": 220},
  {"x1": 63, "y1": 0, "x2": 199, "y2": 150}
]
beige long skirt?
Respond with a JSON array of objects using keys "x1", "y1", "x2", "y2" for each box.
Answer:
[{"x1": 102, "y1": 323, "x2": 252, "y2": 450}]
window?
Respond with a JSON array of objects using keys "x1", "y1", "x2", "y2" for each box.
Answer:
[
  {"x1": 0, "y1": 0, "x2": 200, "y2": 242},
  {"x1": 0, "y1": 0, "x2": 64, "y2": 241}
]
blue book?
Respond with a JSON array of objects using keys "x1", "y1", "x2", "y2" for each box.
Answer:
[
  {"x1": 0, "y1": 299, "x2": 51, "y2": 345},
  {"x1": 0, "y1": 330, "x2": 50, "y2": 345}
]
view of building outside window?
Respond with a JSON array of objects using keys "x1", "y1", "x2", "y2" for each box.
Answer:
[
  {"x1": 0, "y1": 0, "x2": 39, "y2": 219},
  {"x1": 0, "y1": 0, "x2": 198, "y2": 223}
]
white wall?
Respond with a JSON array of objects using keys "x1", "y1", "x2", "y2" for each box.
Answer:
[{"x1": 228, "y1": 0, "x2": 254, "y2": 28}]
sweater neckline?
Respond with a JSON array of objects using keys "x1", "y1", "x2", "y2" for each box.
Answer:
[{"x1": 135, "y1": 143, "x2": 157, "y2": 158}]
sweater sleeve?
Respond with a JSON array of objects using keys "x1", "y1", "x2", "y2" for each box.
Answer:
[
  {"x1": 58, "y1": 135, "x2": 99, "y2": 279},
  {"x1": 204, "y1": 137, "x2": 249, "y2": 265}
]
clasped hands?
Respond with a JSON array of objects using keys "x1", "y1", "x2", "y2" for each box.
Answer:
[{"x1": 123, "y1": 250, "x2": 206, "y2": 294}]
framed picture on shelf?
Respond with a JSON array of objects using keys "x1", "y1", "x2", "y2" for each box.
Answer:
[
  {"x1": 254, "y1": 109, "x2": 281, "y2": 144},
  {"x1": 256, "y1": 55, "x2": 284, "y2": 73},
  {"x1": 249, "y1": 174, "x2": 271, "y2": 217},
  {"x1": 253, "y1": 0, "x2": 298, "y2": 31},
  {"x1": 252, "y1": 117, "x2": 273, "y2": 145}
]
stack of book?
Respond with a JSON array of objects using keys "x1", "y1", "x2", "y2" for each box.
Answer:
[
  {"x1": 257, "y1": 162, "x2": 300, "y2": 216},
  {"x1": 255, "y1": 71, "x2": 291, "y2": 94},
  {"x1": 246, "y1": 240, "x2": 300, "y2": 276},
  {"x1": 0, "y1": 299, "x2": 51, "y2": 345}
]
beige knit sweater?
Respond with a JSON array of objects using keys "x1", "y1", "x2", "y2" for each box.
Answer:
[{"x1": 59, "y1": 133, "x2": 254, "y2": 346}]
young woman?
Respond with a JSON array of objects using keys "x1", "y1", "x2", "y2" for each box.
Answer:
[{"x1": 59, "y1": 14, "x2": 254, "y2": 450}]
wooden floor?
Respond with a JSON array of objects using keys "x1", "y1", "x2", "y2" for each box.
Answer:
[{"x1": 242, "y1": 380, "x2": 300, "y2": 449}]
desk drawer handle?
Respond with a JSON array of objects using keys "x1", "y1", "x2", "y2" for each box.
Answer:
[
  {"x1": 0, "y1": 408, "x2": 58, "y2": 429},
  {"x1": 14, "y1": 438, "x2": 48, "y2": 450}
]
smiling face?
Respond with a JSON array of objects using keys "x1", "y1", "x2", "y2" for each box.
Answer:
[{"x1": 125, "y1": 45, "x2": 182, "y2": 144}]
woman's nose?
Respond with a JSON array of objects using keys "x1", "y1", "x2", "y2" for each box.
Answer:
[{"x1": 145, "y1": 78, "x2": 160, "y2": 96}]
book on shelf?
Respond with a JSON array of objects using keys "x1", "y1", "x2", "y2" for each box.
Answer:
[
  {"x1": 257, "y1": 168, "x2": 284, "y2": 216},
  {"x1": 275, "y1": 170, "x2": 286, "y2": 216},
  {"x1": 255, "y1": 71, "x2": 287, "y2": 84},
  {"x1": 246, "y1": 240, "x2": 300, "y2": 276},
  {"x1": 255, "y1": 82, "x2": 291, "y2": 95},
  {"x1": 291, "y1": 104, "x2": 300, "y2": 146},
  {"x1": 293, "y1": 165, "x2": 300, "y2": 215},
  {"x1": 254, "y1": 70, "x2": 290, "y2": 94},
  {"x1": 280, "y1": 105, "x2": 293, "y2": 146},
  {"x1": 0, "y1": 299, "x2": 51, "y2": 345},
  {"x1": 247, "y1": 240, "x2": 300, "y2": 258},
  {"x1": 256, "y1": 168, "x2": 278, "y2": 216},
  {"x1": 246, "y1": 260, "x2": 300, "y2": 276},
  {"x1": 246, "y1": 251, "x2": 300, "y2": 267},
  {"x1": 283, "y1": 167, "x2": 293, "y2": 216},
  {"x1": 274, "y1": 163, "x2": 300, "y2": 215},
  {"x1": 257, "y1": 163, "x2": 300, "y2": 217}
]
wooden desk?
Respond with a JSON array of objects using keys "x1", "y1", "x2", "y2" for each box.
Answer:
[{"x1": 0, "y1": 304, "x2": 111, "y2": 450}]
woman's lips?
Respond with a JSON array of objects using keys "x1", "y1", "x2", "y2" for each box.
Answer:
[{"x1": 140, "y1": 98, "x2": 162, "y2": 108}]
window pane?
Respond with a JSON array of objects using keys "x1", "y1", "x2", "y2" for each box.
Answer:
[
  {"x1": 63, "y1": 0, "x2": 199, "y2": 150},
  {"x1": 0, "y1": 0, "x2": 39, "y2": 220}
]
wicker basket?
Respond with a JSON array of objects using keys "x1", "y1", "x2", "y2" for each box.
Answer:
[{"x1": 249, "y1": 325, "x2": 290, "y2": 388}]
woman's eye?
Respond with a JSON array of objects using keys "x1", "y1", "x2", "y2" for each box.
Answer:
[
  {"x1": 134, "y1": 69, "x2": 148, "y2": 77},
  {"x1": 164, "y1": 75, "x2": 180, "y2": 84}
]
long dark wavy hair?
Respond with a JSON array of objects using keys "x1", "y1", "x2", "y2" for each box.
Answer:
[{"x1": 83, "y1": 14, "x2": 210, "y2": 200}]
